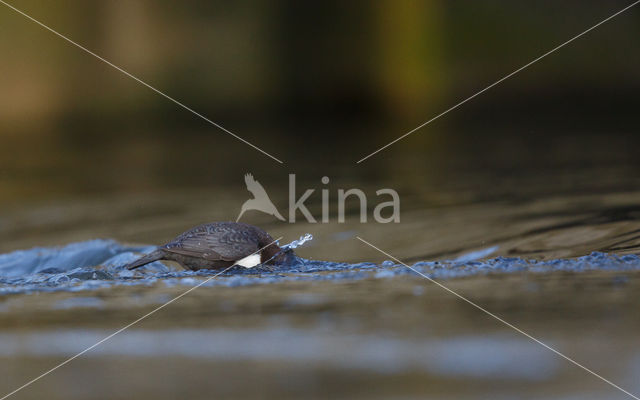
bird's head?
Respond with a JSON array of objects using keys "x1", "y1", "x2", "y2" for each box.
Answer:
[{"x1": 260, "y1": 242, "x2": 297, "y2": 266}]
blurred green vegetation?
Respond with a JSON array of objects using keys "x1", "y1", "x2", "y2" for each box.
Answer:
[{"x1": 0, "y1": 0, "x2": 638, "y2": 202}]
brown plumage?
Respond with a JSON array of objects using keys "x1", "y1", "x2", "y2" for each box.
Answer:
[{"x1": 123, "y1": 222, "x2": 287, "y2": 271}]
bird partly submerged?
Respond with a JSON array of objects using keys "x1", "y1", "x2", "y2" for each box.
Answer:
[{"x1": 123, "y1": 222, "x2": 292, "y2": 271}]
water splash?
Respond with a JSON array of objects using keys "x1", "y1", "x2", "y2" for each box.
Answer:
[
  {"x1": 283, "y1": 233, "x2": 313, "y2": 250},
  {"x1": 453, "y1": 246, "x2": 499, "y2": 264},
  {"x1": 0, "y1": 237, "x2": 640, "y2": 296}
]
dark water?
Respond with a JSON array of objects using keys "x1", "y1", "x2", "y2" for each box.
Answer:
[
  {"x1": 1, "y1": 136, "x2": 640, "y2": 399},
  {"x1": 2, "y1": 184, "x2": 640, "y2": 399}
]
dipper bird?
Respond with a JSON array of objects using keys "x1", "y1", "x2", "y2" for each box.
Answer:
[
  {"x1": 236, "y1": 173, "x2": 285, "y2": 222},
  {"x1": 123, "y1": 222, "x2": 289, "y2": 271}
]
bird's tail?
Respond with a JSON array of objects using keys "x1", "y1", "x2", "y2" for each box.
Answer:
[{"x1": 123, "y1": 249, "x2": 164, "y2": 270}]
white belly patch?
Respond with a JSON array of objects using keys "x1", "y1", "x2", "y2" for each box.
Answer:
[{"x1": 235, "y1": 253, "x2": 261, "y2": 268}]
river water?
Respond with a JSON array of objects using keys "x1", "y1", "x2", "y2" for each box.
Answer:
[
  {"x1": 2, "y1": 167, "x2": 640, "y2": 399},
  {"x1": 0, "y1": 125, "x2": 639, "y2": 400}
]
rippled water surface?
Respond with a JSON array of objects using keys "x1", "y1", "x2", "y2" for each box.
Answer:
[
  {"x1": 2, "y1": 181, "x2": 640, "y2": 399},
  {"x1": 1, "y1": 237, "x2": 640, "y2": 296}
]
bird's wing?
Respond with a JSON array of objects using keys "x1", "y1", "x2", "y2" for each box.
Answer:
[
  {"x1": 162, "y1": 224, "x2": 260, "y2": 261},
  {"x1": 244, "y1": 173, "x2": 270, "y2": 200}
]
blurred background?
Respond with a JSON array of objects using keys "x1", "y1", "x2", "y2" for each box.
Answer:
[{"x1": 0, "y1": 0, "x2": 639, "y2": 258}]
